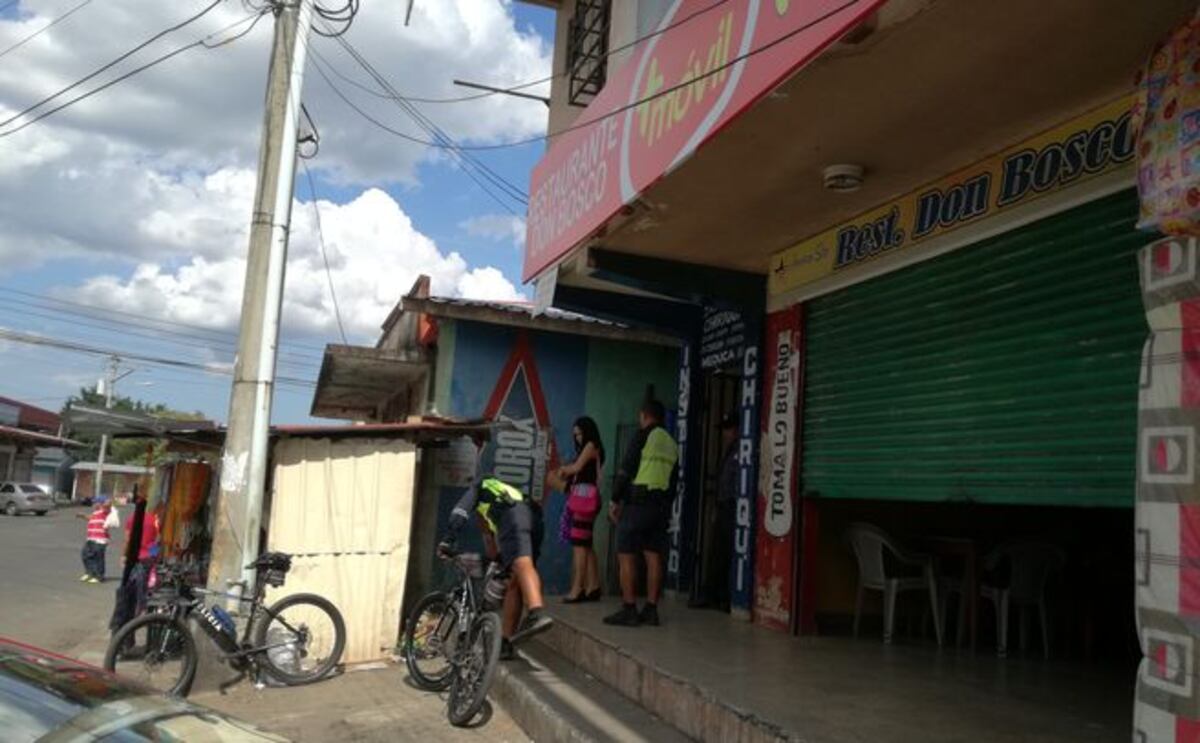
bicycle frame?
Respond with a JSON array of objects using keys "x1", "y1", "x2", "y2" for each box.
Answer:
[{"x1": 154, "y1": 569, "x2": 300, "y2": 666}]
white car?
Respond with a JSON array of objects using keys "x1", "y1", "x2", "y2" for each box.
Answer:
[{"x1": 0, "y1": 482, "x2": 55, "y2": 516}]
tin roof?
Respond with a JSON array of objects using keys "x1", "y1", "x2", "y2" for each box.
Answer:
[
  {"x1": 0, "y1": 424, "x2": 80, "y2": 448},
  {"x1": 402, "y1": 296, "x2": 680, "y2": 347}
]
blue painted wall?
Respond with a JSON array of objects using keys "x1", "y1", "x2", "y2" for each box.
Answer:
[{"x1": 430, "y1": 318, "x2": 677, "y2": 595}]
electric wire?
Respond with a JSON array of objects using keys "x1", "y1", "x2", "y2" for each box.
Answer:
[
  {"x1": 0, "y1": 328, "x2": 319, "y2": 388},
  {"x1": 320, "y1": 0, "x2": 861, "y2": 152},
  {"x1": 0, "y1": 7, "x2": 268, "y2": 139},
  {"x1": 312, "y1": 0, "x2": 357, "y2": 38},
  {"x1": 300, "y1": 159, "x2": 349, "y2": 345},
  {"x1": 0, "y1": 297, "x2": 322, "y2": 374},
  {"x1": 0, "y1": 289, "x2": 327, "y2": 360},
  {"x1": 0, "y1": 0, "x2": 225, "y2": 132},
  {"x1": 309, "y1": 51, "x2": 525, "y2": 215},
  {"x1": 394, "y1": 0, "x2": 733, "y2": 105},
  {"x1": 0, "y1": 0, "x2": 97, "y2": 62},
  {"x1": 313, "y1": 21, "x2": 528, "y2": 205}
]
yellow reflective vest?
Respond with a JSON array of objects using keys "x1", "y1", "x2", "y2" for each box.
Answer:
[{"x1": 633, "y1": 427, "x2": 678, "y2": 492}]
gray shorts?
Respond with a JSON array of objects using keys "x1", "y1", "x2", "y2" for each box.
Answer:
[{"x1": 495, "y1": 502, "x2": 539, "y2": 568}]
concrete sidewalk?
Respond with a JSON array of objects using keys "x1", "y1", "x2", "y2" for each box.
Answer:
[{"x1": 194, "y1": 663, "x2": 530, "y2": 742}]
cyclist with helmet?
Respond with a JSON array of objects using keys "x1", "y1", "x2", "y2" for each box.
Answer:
[{"x1": 438, "y1": 475, "x2": 553, "y2": 653}]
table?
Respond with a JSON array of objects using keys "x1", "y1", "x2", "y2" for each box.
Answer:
[{"x1": 915, "y1": 536, "x2": 980, "y2": 651}]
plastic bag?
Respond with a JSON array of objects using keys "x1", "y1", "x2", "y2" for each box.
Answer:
[{"x1": 1134, "y1": 15, "x2": 1200, "y2": 235}]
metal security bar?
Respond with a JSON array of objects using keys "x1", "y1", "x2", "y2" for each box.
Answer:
[{"x1": 567, "y1": 0, "x2": 610, "y2": 107}]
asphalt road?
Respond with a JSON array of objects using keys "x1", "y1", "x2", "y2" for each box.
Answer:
[{"x1": 0, "y1": 504, "x2": 125, "y2": 662}]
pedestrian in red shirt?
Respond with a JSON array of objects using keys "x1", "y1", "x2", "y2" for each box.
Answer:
[{"x1": 77, "y1": 497, "x2": 120, "y2": 583}]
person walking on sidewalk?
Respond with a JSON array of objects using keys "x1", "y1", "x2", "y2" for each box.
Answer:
[
  {"x1": 604, "y1": 399, "x2": 678, "y2": 628},
  {"x1": 78, "y1": 496, "x2": 120, "y2": 583},
  {"x1": 438, "y1": 476, "x2": 554, "y2": 655}
]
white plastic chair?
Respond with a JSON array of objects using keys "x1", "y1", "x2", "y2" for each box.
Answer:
[
  {"x1": 980, "y1": 542, "x2": 1065, "y2": 659},
  {"x1": 847, "y1": 523, "x2": 943, "y2": 646}
]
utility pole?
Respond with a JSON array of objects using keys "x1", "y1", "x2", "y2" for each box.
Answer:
[
  {"x1": 209, "y1": 0, "x2": 316, "y2": 606},
  {"x1": 93, "y1": 356, "x2": 128, "y2": 502}
]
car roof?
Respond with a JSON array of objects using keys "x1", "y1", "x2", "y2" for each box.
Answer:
[{"x1": 0, "y1": 638, "x2": 287, "y2": 741}]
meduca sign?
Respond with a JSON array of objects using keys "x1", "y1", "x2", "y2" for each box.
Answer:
[{"x1": 769, "y1": 96, "x2": 1136, "y2": 296}]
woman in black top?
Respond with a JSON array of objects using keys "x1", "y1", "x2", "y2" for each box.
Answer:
[{"x1": 556, "y1": 416, "x2": 605, "y2": 602}]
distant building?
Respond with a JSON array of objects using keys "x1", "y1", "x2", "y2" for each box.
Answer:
[
  {"x1": 0, "y1": 396, "x2": 76, "y2": 490},
  {"x1": 70, "y1": 462, "x2": 153, "y2": 503}
]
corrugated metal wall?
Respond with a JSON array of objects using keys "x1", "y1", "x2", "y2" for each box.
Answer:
[
  {"x1": 268, "y1": 437, "x2": 417, "y2": 663},
  {"x1": 802, "y1": 190, "x2": 1149, "y2": 507}
]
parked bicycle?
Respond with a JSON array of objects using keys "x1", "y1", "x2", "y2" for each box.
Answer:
[
  {"x1": 403, "y1": 550, "x2": 504, "y2": 727},
  {"x1": 103, "y1": 552, "x2": 346, "y2": 697}
]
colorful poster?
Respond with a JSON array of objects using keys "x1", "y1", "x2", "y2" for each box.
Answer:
[
  {"x1": 481, "y1": 332, "x2": 558, "y2": 503},
  {"x1": 770, "y1": 96, "x2": 1136, "y2": 296},
  {"x1": 524, "y1": 0, "x2": 886, "y2": 281},
  {"x1": 1136, "y1": 236, "x2": 1200, "y2": 741},
  {"x1": 753, "y1": 306, "x2": 801, "y2": 631}
]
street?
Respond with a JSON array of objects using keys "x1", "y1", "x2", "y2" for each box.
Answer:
[
  {"x1": 0, "y1": 504, "x2": 116, "y2": 661},
  {"x1": 0, "y1": 505, "x2": 528, "y2": 742}
]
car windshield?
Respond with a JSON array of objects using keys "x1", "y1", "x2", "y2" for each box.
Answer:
[{"x1": 18, "y1": 485, "x2": 44, "y2": 494}]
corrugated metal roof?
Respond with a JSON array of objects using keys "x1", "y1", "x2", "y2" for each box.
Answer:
[
  {"x1": 0, "y1": 424, "x2": 80, "y2": 447},
  {"x1": 419, "y1": 296, "x2": 626, "y2": 328}
]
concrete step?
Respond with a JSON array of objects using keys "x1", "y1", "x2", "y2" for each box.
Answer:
[
  {"x1": 534, "y1": 606, "x2": 795, "y2": 743},
  {"x1": 493, "y1": 640, "x2": 689, "y2": 743}
]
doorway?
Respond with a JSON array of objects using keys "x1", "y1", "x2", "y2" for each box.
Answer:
[{"x1": 693, "y1": 366, "x2": 739, "y2": 607}]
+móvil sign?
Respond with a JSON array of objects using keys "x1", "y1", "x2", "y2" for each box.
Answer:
[{"x1": 769, "y1": 96, "x2": 1136, "y2": 296}]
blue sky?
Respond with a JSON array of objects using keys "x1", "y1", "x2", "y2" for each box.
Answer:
[{"x1": 0, "y1": 0, "x2": 557, "y2": 425}]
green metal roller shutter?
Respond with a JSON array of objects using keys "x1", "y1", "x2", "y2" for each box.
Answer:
[{"x1": 802, "y1": 190, "x2": 1149, "y2": 507}]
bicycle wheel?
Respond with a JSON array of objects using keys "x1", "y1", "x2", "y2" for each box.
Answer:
[
  {"x1": 447, "y1": 612, "x2": 502, "y2": 727},
  {"x1": 252, "y1": 592, "x2": 346, "y2": 685},
  {"x1": 403, "y1": 592, "x2": 459, "y2": 691},
  {"x1": 104, "y1": 613, "x2": 197, "y2": 697}
]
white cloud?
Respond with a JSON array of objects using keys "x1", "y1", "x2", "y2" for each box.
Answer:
[
  {"x1": 65, "y1": 168, "x2": 521, "y2": 341},
  {"x1": 460, "y1": 213, "x2": 526, "y2": 248},
  {"x1": 0, "y1": 0, "x2": 549, "y2": 267}
]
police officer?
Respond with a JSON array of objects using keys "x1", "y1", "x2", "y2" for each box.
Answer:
[
  {"x1": 439, "y1": 476, "x2": 553, "y2": 649},
  {"x1": 604, "y1": 399, "x2": 678, "y2": 627}
]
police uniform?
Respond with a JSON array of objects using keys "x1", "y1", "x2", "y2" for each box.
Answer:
[
  {"x1": 444, "y1": 477, "x2": 541, "y2": 568},
  {"x1": 613, "y1": 424, "x2": 679, "y2": 554}
]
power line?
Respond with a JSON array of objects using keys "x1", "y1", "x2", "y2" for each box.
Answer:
[
  {"x1": 321, "y1": 0, "x2": 859, "y2": 152},
  {"x1": 0, "y1": 286, "x2": 328, "y2": 355},
  {"x1": 0, "y1": 0, "x2": 98, "y2": 62},
  {"x1": 0, "y1": 296, "x2": 322, "y2": 373},
  {"x1": 310, "y1": 50, "x2": 526, "y2": 214},
  {"x1": 392, "y1": 0, "x2": 733, "y2": 105},
  {"x1": 0, "y1": 6, "x2": 268, "y2": 139},
  {"x1": 300, "y1": 159, "x2": 348, "y2": 345},
  {"x1": 0, "y1": 0, "x2": 225, "y2": 132},
  {"x1": 0, "y1": 328, "x2": 318, "y2": 388},
  {"x1": 326, "y1": 32, "x2": 528, "y2": 204}
]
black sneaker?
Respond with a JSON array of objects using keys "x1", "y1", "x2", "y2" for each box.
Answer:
[
  {"x1": 639, "y1": 603, "x2": 660, "y2": 627},
  {"x1": 511, "y1": 611, "x2": 554, "y2": 643},
  {"x1": 499, "y1": 639, "x2": 516, "y2": 661},
  {"x1": 603, "y1": 603, "x2": 641, "y2": 627}
]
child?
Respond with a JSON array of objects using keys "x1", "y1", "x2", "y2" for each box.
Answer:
[{"x1": 78, "y1": 496, "x2": 120, "y2": 583}]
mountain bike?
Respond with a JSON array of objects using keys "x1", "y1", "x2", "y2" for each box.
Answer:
[
  {"x1": 403, "y1": 550, "x2": 504, "y2": 727},
  {"x1": 103, "y1": 552, "x2": 346, "y2": 697}
]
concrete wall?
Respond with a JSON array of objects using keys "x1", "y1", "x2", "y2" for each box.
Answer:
[{"x1": 428, "y1": 317, "x2": 678, "y2": 594}]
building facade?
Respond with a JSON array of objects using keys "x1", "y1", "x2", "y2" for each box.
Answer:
[
  {"x1": 312, "y1": 277, "x2": 679, "y2": 595},
  {"x1": 518, "y1": 0, "x2": 1198, "y2": 737}
]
